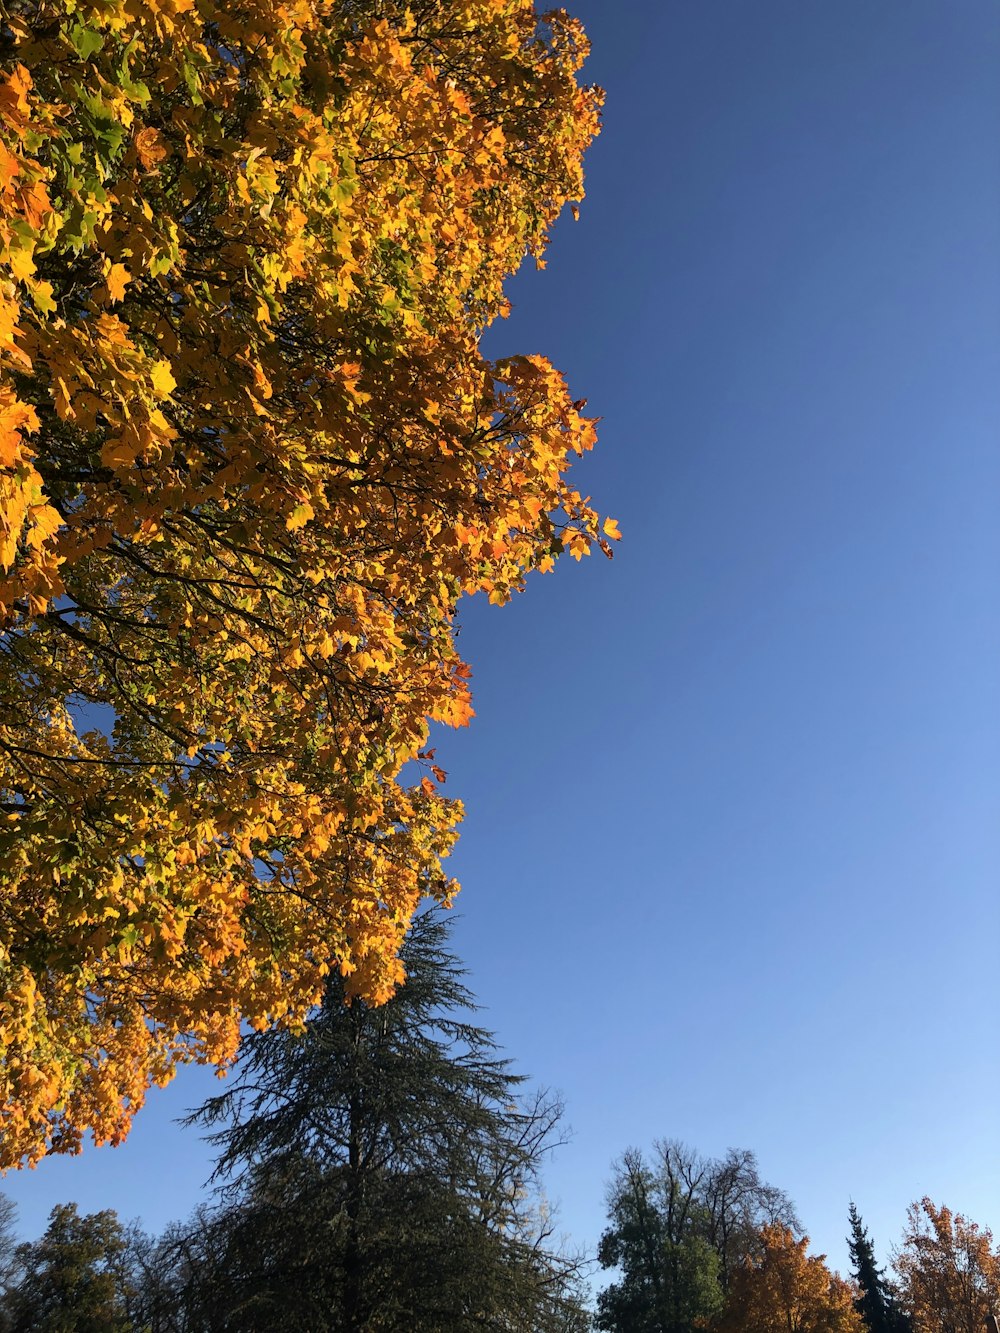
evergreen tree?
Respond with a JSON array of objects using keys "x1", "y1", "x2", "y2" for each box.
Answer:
[
  {"x1": 847, "y1": 1203, "x2": 911, "y2": 1333},
  {"x1": 137, "y1": 909, "x2": 589, "y2": 1332}
]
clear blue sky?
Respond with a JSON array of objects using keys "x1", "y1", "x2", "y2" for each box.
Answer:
[{"x1": 6, "y1": 0, "x2": 999, "y2": 1288}]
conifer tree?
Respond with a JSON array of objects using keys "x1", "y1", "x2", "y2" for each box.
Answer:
[
  {"x1": 137, "y1": 909, "x2": 589, "y2": 1332},
  {"x1": 847, "y1": 1203, "x2": 911, "y2": 1333}
]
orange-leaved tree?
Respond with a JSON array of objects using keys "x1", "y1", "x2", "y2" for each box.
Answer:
[
  {"x1": 894, "y1": 1198, "x2": 1000, "y2": 1333},
  {"x1": 0, "y1": 0, "x2": 609, "y2": 1165},
  {"x1": 720, "y1": 1223, "x2": 864, "y2": 1333}
]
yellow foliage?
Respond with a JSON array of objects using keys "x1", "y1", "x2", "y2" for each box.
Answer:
[
  {"x1": 0, "y1": 0, "x2": 605, "y2": 1164},
  {"x1": 721, "y1": 1225, "x2": 864, "y2": 1333},
  {"x1": 896, "y1": 1198, "x2": 1000, "y2": 1333}
]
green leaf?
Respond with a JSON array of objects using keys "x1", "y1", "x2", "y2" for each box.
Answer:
[{"x1": 68, "y1": 22, "x2": 105, "y2": 59}]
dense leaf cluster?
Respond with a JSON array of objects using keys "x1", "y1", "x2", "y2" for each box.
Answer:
[{"x1": 0, "y1": 0, "x2": 608, "y2": 1164}]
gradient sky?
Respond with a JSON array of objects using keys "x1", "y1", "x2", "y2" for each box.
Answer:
[{"x1": 5, "y1": 0, "x2": 999, "y2": 1289}]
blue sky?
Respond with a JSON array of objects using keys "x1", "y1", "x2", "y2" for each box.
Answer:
[{"x1": 6, "y1": 0, "x2": 999, "y2": 1287}]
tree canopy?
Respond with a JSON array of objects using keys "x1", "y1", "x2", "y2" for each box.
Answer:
[
  {"x1": 129, "y1": 908, "x2": 590, "y2": 1331},
  {"x1": 894, "y1": 1198, "x2": 1000, "y2": 1333},
  {"x1": 719, "y1": 1223, "x2": 863, "y2": 1333},
  {"x1": 0, "y1": 0, "x2": 608, "y2": 1165},
  {"x1": 3, "y1": 1203, "x2": 134, "y2": 1333},
  {"x1": 596, "y1": 1140, "x2": 800, "y2": 1333}
]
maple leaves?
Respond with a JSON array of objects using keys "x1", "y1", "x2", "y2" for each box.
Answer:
[
  {"x1": 895, "y1": 1198, "x2": 1000, "y2": 1333},
  {"x1": 0, "y1": 0, "x2": 610, "y2": 1164},
  {"x1": 721, "y1": 1225, "x2": 865, "y2": 1333}
]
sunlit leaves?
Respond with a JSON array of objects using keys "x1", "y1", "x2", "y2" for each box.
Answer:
[
  {"x1": 722, "y1": 1226, "x2": 865, "y2": 1333},
  {"x1": 0, "y1": 0, "x2": 607, "y2": 1164},
  {"x1": 895, "y1": 1199, "x2": 1000, "y2": 1333}
]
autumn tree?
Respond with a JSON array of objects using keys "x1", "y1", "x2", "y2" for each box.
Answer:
[
  {"x1": 894, "y1": 1198, "x2": 1000, "y2": 1333},
  {"x1": 700, "y1": 1146, "x2": 801, "y2": 1291},
  {"x1": 0, "y1": 0, "x2": 611, "y2": 1164},
  {"x1": 128, "y1": 909, "x2": 590, "y2": 1331},
  {"x1": 596, "y1": 1140, "x2": 797, "y2": 1333},
  {"x1": 848, "y1": 1202, "x2": 911, "y2": 1333},
  {"x1": 719, "y1": 1223, "x2": 864, "y2": 1333},
  {"x1": 595, "y1": 1140, "x2": 799, "y2": 1332},
  {"x1": 2, "y1": 1203, "x2": 135, "y2": 1332}
]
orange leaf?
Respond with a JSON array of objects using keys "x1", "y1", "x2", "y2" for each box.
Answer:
[
  {"x1": 106, "y1": 263, "x2": 130, "y2": 304},
  {"x1": 135, "y1": 127, "x2": 169, "y2": 169}
]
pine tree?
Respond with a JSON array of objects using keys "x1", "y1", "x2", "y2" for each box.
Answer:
[
  {"x1": 847, "y1": 1203, "x2": 911, "y2": 1333},
  {"x1": 139, "y1": 910, "x2": 589, "y2": 1332}
]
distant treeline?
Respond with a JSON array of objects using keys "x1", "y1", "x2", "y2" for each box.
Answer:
[{"x1": 0, "y1": 912, "x2": 995, "y2": 1332}]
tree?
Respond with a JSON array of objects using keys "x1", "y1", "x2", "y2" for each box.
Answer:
[
  {"x1": 847, "y1": 1202, "x2": 911, "y2": 1333},
  {"x1": 595, "y1": 1140, "x2": 800, "y2": 1332},
  {"x1": 0, "y1": 0, "x2": 611, "y2": 1165},
  {"x1": 128, "y1": 908, "x2": 589, "y2": 1331},
  {"x1": 894, "y1": 1198, "x2": 1000, "y2": 1333},
  {"x1": 719, "y1": 1223, "x2": 864, "y2": 1333},
  {"x1": 595, "y1": 1152, "x2": 721, "y2": 1332},
  {"x1": 0, "y1": 1193, "x2": 19, "y2": 1333},
  {"x1": 2, "y1": 1203, "x2": 135, "y2": 1332},
  {"x1": 701, "y1": 1146, "x2": 801, "y2": 1291}
]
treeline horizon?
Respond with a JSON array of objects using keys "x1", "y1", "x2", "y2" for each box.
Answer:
[{"x1": 0, "y1": 911, "x2": 995, "y2": 1332}]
